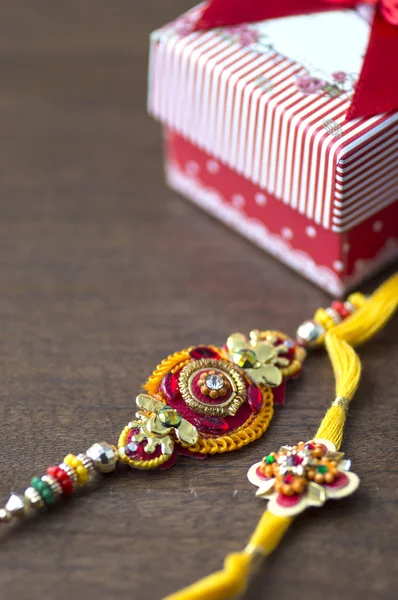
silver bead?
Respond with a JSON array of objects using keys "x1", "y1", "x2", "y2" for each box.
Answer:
[
  {"x1": 325, "y1": 307, "x2": 342, "y2": 325},
  {"x1": 24, "y1": 486, "x2": 45, "y2": 510},
  {"x1": 5, "y1": 493, "x2": 30, "y2": 518},
  {"x1": 41, "y1": 475, "x2": 63, "y2": 498},
  {"x1": 59, "y1": 463, "x2": 79, "y2": 489},
  {"x1": 344, "y1": 301, "x2": 356, "y2": 314},
  {"x1": 0, "y1": 508, "x2": 12, "y2": 523},
  {"x1": 86, "y1": 442, "x2": 119, "y2": 474},
  {"x1": 296, "y1": 320, "x2": 325, "y2": 348}
]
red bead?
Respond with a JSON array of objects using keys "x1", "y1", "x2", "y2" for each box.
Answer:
[
  {"x1": 331, "y1": 300, "x2": 344, "y2": 312},
  {"x1": 47, "y1": 466, "x2": 73, "y2": 496},
  {"x1": 47, "y1": 466, "x2": 58, "y2": 477},
  {"x1": 331, "y1": 300, "x2": 351, "y2": 320}
]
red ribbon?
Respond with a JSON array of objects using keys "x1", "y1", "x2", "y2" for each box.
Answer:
[{"x1": 194, "y1": 0, "x2": 398, "y2": 120}]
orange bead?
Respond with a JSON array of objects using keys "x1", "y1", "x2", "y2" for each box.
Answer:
[
  {"x1": 292, "y1": 480, "x2": 305, "y2": 494},
  {"x1": 325, "y1": 472, "x2": 334, "y2": 484},
  {"x1": 282, "y1": 484, "x2": 294, "y2": 496}
]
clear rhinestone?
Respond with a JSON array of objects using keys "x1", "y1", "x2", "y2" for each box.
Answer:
[
  {"x1": 339, "y1": 459, "x2": 352, "y2": 472},
  {"x1": 206, "y1": 374, "x2": 224, "y2": 391}
]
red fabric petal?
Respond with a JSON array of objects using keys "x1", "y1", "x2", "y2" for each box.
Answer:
[{"x1": 346, "y1": 9, "x2": 398, "y2": 119}]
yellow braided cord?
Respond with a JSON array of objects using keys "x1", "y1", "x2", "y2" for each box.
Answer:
[
  {"x1": 184, "y1": 387, "x2": 273, "y2": 455},
  {"x1": 332, "y1": 273, "x2": 398, "y2": 347},
  {"x1": 167, "y1": 274, "x2": 398, "y2": 600},
  {"x1": 163, "y1": 512, "x2": 292, "y2": 600},
  {"x1": 315, "y1": 331, "x2": 361, "y2": 449},
  {"x1": 316, "y1": 272, "x2": 398, "y2": 449},
  {"x1": 325, "y1": 331, "x2": 362, "y2": 401}
]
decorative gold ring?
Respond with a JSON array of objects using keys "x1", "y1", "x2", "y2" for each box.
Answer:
[{"x1": 179, "y1": 358, "x2": 247, "y2": 417}]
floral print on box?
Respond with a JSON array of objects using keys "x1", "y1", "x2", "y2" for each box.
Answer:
[
  {"x1": 153, "y1": 12, "x2": 358, "y2": 100},
  {"x1": 221, "y1": 24, "x2": 273, "y2": 52},
  {"x1": 296, "y1": 70, "x2": 357, "y2": 99}
]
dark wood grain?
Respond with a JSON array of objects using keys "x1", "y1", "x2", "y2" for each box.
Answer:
[{"x1": 0, "y1": 2, "x2": 396, "y2": 599}]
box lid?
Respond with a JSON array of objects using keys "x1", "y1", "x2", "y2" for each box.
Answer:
[{"x1": 149, "y1": 4, "x2": 397, "y2": 232}]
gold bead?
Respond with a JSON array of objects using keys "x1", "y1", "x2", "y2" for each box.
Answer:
[
  {"x1": 0, "y1": 508, "x2": 12, "y2": 523},
  {"x1": 292, "y1": 479, "x2": 305, "y2": 494},
  {"x1": 282, "y1": 484, "x2": 293, "y2": 496}
]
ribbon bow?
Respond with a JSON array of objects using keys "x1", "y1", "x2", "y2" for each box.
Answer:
[{"x1": 194, "y1": 0, "x2": 398, "y2": 120}]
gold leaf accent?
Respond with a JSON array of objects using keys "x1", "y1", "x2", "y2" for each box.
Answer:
[
  {"x1": 307, "y1": 482, "x2": 327, "y2": 506},
  {"x1": 325, "y1": 451, "x2": 345, "y2": 462}
]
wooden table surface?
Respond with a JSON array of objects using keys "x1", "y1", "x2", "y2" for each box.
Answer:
[{"x1": 0, "y1": 2, "x2": 396, "y2": 599}]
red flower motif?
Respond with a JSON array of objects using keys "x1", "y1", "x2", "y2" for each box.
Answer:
[
  {"x1": 226, "y1": 24, "x2": 259, "y2": 47},
  {"x1": 332, "y1": 71, "x2": 348, "y2": 83},
  {"x1": 296, "y1": 75, "x2": 325, "y2": 94}
]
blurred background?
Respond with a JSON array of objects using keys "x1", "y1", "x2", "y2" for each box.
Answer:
[{"x1": 0, "y1": 2, "x2": 396, "y2": 600}]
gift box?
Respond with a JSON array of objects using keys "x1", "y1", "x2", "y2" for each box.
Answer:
[{"x1": 148, "y1": 2, "x2": 398, "y2": 295}]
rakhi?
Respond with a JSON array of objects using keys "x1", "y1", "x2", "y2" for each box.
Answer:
[{"x1": 0, "y1": 273, "x2": 397, "y2": 600}]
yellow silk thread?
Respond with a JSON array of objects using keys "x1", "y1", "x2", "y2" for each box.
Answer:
[
  {"x1": 164, "y1": 512, "x2": 292, "y2": 600},
  {"x1": 166, "y1": 272, "x2": 398, "y2": 600},
  {"x1": 316, "y1": 272, "x2": 398, "y2": 449}
]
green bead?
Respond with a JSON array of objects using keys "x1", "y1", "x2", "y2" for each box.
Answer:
[
  {"x1": 41, "y1": 488, "x2": 55, "y2": 506},
  {"x1": 31, "y1": 477, "x2": 55, "y2": 506},
  {"x1": 31, "y1": 477, "x2": 46, "y2": 493},
  {"x1": 317, "y1": 465, "x2": 328, "y2": 474},
  {"x1": 265, "y1": 455, "x2": 275, "y2": 464}
]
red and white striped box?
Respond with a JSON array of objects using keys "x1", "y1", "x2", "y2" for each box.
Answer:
[{"x1": 148, "y1": 4, "x2": 398, "y2": 295}]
